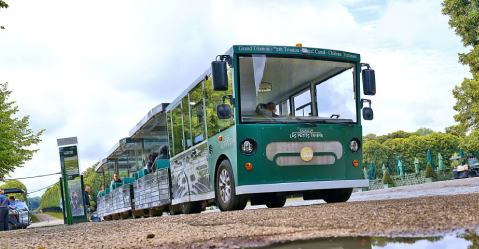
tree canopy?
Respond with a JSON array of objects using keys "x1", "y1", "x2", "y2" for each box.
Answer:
[
  {"x1": 0, "y1": 179, "x2": 27, "y2": 200},
  {"x1": 442, "y1": 1, "x2": 479, "y2": 133},
  {"x1": 363, "y1": 128, "x2": 461, "y2": 178},
  {"x1": 0, "y1": 82, "x2": 44, "y2": 177},
  {"x1": 0, "y1": 0, "x2": 8, "y2": 29}
]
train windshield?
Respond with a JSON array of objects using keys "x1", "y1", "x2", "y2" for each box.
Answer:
[{"x1": 238, "y1": 55, "x2": 357, "y2": 124}]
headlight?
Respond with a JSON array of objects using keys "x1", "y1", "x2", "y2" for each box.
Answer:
[
  {"x1": 349, "y1": 138, "x2": 360, "y2": 153},
  {"x1": 240, "y1": 138, "x2": 257, "y2": 156}
]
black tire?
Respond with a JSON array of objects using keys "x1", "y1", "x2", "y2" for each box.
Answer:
[
  {"x1": 265, "y1": 195, "x2": 287, "y2": 208},
  {"x1": 215, "y1": 159, "x2": 248, "y2": 211},
  {"x1": 180, "y1": 201, "x2": 202, "y2": 214},
  {"x1": 168, "y1": 204, "x2": 182, "y2": 215},
  {"x1": 320, "y1": 188, "x2": 353, "y2": 203},
  {"x1": 8, "y1": 223, "x2": 13, "y2": 230},
  {"x1": 467, "y1": 174, "x2": 472, "y2": 178}
]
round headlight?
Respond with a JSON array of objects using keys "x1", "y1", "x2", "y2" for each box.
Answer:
[
  {"x1": 240, "y1": 138, "x2": 257, "y2": 156},
  {"x1": 349, "y1": 138, "x2": 361, "y2": 153}
]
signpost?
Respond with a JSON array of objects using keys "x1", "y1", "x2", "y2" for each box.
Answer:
[{"x1": 58, "y1": 137, "x2": 87, "y2": 224}]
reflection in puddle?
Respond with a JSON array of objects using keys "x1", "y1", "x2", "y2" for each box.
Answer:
[{"x1": 256, "y1": 232, "x2": 479, "y2": 249}]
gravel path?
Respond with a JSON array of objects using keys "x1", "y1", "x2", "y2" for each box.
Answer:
[{"x1": 1, "y1": 179, "x2": 478, "y2": 249}]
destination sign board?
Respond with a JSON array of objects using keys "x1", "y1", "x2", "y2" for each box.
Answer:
[{"x1": 59, "y1": 145, "x2": 80, "y2": 177}]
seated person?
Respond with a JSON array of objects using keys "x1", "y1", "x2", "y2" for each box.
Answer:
[
  {"x1": 112, "y1": 173, "x2": 122, "y2": 183},
  {"x1": 265, "y1": 102, "x2": 278, "y2": 117},
  {"x1": 8, "y1": 196, "x2": 16, "y2": 210},
  {"x1": 97, "y1": 184, "x2": 106, "y2": 198},
  {"x1": 157, "y1": 145, "x2": 169, "y2": 160}
]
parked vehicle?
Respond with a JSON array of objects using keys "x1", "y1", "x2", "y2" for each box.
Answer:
[
  {"x1": 451, "y1": 155, "x2": 479, "y2": 179},
  {"x1": 5, "y1": 188, "x2": 31, "y2": 229}
]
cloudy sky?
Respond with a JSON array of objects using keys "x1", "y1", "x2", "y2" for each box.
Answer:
[{"x1": 0, "y1": 0, "x2": 471, "y2": 197}]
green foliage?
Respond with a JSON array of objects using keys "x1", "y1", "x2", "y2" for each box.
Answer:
[
  {"x1": 363, "y1": 130, "x2": 460, "y2": 175},
  {"x1": 0, "y1": 82, "x2": 45, "y2": 177},
  {"x1": 362, "y1": 140, "x2": 388, "y2": 177},
  {"x1": 460, "y1": 128, "x2": 479, "y2": 152},
  {"x1": 44, "y1": 212, "x2": 63, "y2": 220},
  {"x1": 31, "y1": 214, "x2": 40, "y2": 223},
  {"x1": 0, "y1": 179, "x2": 27, "y2": 200},
  {"x1": 382, "y1": 170, "x2": 393, "y2": 185},
  {"x1": 27, "y1": 196, "x2": 40, "y2": 211},
  {"x1": 39, "y1": 183, "x2": 61, "y2": 211},
  {"x1": 425, "y1": 163, "x2": 436, "y2": 178},
  {"x1": 442, "y1": 1, "x2": 479, "y2": 133},
  {"x1": 0, "y1": 1, "x2": 8, "y2": 29}
]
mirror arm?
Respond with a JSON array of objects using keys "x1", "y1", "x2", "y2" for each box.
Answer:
[
  {"x1": 222, "y1": 95, "x2": 235, "y2": 107},
  {"x1": 361, "y1": 99, "x2": 372, "y2": 109},
  {"x1": 216, "y1": 55, "x2": 233, "y2": 67},
  {"x1": 360, "y1": 63, "x2": 371, "y2": 70}
]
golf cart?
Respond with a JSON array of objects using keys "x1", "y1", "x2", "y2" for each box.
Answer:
[
  {"x1": 5, "y1": 188, "x2": 31, "y2": 229},
  {"x1": 450, "y1": 155, "x2": 479, "y2": 179}
]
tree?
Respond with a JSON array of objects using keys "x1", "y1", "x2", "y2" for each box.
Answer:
[
  {"x1": 0, "y1": 82, "x2": 44, "y2": 177},
  {"x1": 414, "y1": 127, "x2": 435, "y2": 136},
  {"x1": 425, "y1": 162, "x2": 436, "y2": 178},
  {"x1": 0, "y1": 1, "x2": 8, "y2": 29},
  {"x1": 362, "y1": 140, "x2": 388, "y2": 176},
  {"x1": 382, "y1": 170, "x2": 393, "y2": 185},
  {"x1": 460, "y1": 128, "x2": 479, "y2": 152},
  {"x1": 443, "y1": 1, "x2": 479, "y2": 132},
  {"x1": 0, "y1": 179, "x2": 27, "y2": 200}
]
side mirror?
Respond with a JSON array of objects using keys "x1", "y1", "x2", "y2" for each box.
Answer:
[
  {"x1": 216, "y1": 104, "x2": 232, "y2": 119},
  {"x1": 361, "y1": 64, "x2": 376, "y2": 95},
  {"x1": 211, "y1": 61, "x2": 228, "y2": 91},
  {"x1": 363, "y1": 108, "x2": 374, "y2": 120},
  {"x1": 361, "y1": 99, "x2": 374, "y2": 120}
]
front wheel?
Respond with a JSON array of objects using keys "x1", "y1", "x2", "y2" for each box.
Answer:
[
  {"x1": 215, "y1": 159, "x2": 248, "y2": 211},
  {"x1": 320, "y1": 188, "x2": 353, "y2": 203}
]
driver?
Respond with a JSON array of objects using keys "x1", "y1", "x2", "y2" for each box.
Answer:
[{"x1": 266, "y1": 102, "x2": 278, "y2": 117}]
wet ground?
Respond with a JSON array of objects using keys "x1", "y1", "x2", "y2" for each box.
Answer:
[
  {"x1": 1, "y1": 178, "x2": 479, "y2": 248},
  {"x1": 259, "y1": 231, "x2": 479, "y2": 249}
]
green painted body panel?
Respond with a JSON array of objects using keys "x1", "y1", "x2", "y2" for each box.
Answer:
[
  {"x1": 207, "y1": 126, "x2": 238, "y2": 191},
  {"x1": 235, "y1": 124, "x2": 362, "y2": 186}
]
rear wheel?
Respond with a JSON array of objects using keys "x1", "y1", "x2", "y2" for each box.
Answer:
[
  {"x1": 180, "y1": 201, "x2": 202, "y2": 214},
  {"x1": 320, "y1": 188, "x2": 353, "y2": 203},
  {"x1": 467, "y1": 174, "x2": 472, "y2": 178},
  {"x1": 265, "y1": 195, "x2": 287, "y2": 208},
  {"x1": 168, "y1": 204, "x2": 182, "y2": 215},
  {"x1": 215, "y1": 159, "x2": 248, "y2": 211}
]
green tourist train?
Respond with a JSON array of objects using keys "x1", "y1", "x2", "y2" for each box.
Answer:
[{"x1": 95, "y1": 44, "x2": 376, "y2": 218}]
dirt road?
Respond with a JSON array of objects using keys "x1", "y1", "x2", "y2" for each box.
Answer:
[{"x1": 2, "y1": 178, "x2": 479, "y2": 249}]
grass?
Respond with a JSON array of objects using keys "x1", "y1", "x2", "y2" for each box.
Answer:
[
  {"x1": 44, "y1": 212, "x2": 64, "y2": 220},
  {"x1": 31, "y1": 214, "x2": 40, "y2": 223}
]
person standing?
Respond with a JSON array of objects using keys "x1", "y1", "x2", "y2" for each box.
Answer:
[
  {"x1": 0, "y1": 190, "x2": 10, "y2": 231},
  {"x1": 85, "y1": 186, "x2": 91, "y2": 221}
]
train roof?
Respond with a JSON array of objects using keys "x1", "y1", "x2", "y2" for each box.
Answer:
[{"x1": 129, "y1": 103, "x2": 169, "y2": 140}]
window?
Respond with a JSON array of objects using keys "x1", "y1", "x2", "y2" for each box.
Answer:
[
  {"x1": 171, "y1": 104, "x2": 184, "y2": 155},
  {"x1": 189, "y1": 82, "x2": 206, "y2": 145},
  {"x1": 182, "y1": 96, "x2": 192, "y2": 149},
  {"x1": 238, "y1": 55, "x2": 356, "y2": 124},
  {"x1": 204, "y1": 67, "x2": 235, "y2": 138}
]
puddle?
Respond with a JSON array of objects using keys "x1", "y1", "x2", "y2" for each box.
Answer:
[{"x1": 253, "y1": 232, "x2": 479, "y2": 249}]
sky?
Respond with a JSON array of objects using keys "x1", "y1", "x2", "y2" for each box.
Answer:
[{"x1": 0, "y1": 0, "x2": 471, "y2": 197}]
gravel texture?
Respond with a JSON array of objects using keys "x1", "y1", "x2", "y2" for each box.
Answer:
[{"x1": 1, "y1": 179, "x2": 479, "y2": 248}]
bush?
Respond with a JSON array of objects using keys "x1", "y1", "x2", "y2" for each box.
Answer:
[
  {"x1": 425, "y1": 162, "x2": 437, "y2": 178},
  {"x1": 383, "y1": 170, "x2": 393, "y2": 185}
]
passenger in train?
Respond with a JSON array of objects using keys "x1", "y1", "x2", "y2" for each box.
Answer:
[
  {"x1": 113, "y1": 173, "x2": 122, "y2": 183},
  {"x1": 158, "y1": 145, "x2": 169, "y2": 159},
  {"x1": 147, "y1": 151, "x2": 159, "y2": 174},
  {"x1": 97, "y1": 184, "x2": 106, "y2": 198}
]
